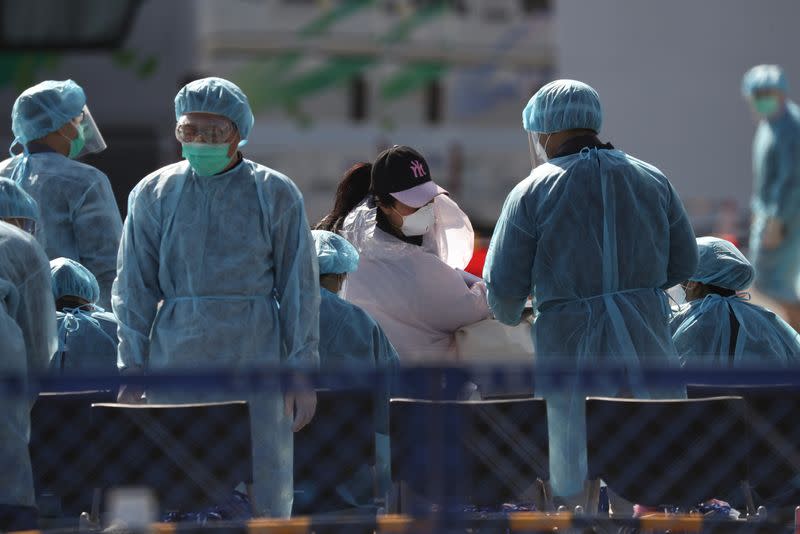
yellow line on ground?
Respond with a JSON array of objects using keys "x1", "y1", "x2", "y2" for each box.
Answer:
[
  {"x1": 248, "y1": 517, "x2": 312, "y2": 534},
  {"x1": 639, "y1": 514, "x2": 703, "y2": 532},
  {"x1": 509, "y1": 511, "x2": 574, "y2": 530}
]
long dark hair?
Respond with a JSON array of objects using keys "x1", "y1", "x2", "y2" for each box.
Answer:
[{"x1": 315, "y1": 162, "x2": 374, "y2": 233}]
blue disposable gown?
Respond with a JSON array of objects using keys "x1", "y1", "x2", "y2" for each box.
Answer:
[
  {"x1": 749, "y1": 100, "x2": 800, "y2": 302},
  {"x1": 0, "y1": 221, "x2": 57, "y2": 506},
  {"x1": 672, "y1": 295, "x2": 800, "y2": 366},
  {"x1": 51, "y1": 308, "x2": 117, "y2": 376},
  {"x1": 0, "y1": 152, "x2": 122, "y2": 309},
  {"x1": 318, "y1": 288, "x2": 399, "y2": 501},
  {"x1": 484, "y1": 147, "x2": 697, "y2": 496},
  {"x1": 112, "y1": 159, "x2": 320, "y2": 518}
]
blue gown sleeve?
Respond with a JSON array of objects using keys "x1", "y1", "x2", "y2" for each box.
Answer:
[
  {"x1": 664, "y1": 182, "x2": 698, "y2": 288},
  {"x1": 270, "y1": 184, "x2": 320, "y2": 367},
  {"x1": 112, "y1": 185, "x2": 162, "y2": 371},
  {"x1": 18, "y1": 238, "x2": 58, "y2": 376},
  {"x1": 75, "y1": 171, "x2": 123, "y2": 310},
  {"x1": 483, "y1": 183, "x2": 537, "y2": 326}
]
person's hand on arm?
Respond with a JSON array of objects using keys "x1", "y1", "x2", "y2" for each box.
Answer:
[{"x1": 283, "y1": 374, "x2": 317, "y2": 432}]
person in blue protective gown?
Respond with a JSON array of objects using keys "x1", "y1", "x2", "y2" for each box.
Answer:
[
  {"x1": 112, "y1": 77, "x2": 320, "y2": 518},
  {"x1": 0, "y1": 220, "x2": 57, "y2": 530},
  {"x1": 742, "y1": 65, "x2": 800, "y2": 331},
  {"x1": 483, "y1": 79, "x2": 698, "y2": 499},
  {"x1": 0, "y1": 80, "x2": 122, "y2": 310},
  {"x1": 49, "y1": 257, "x2": 117, "y2": 377},
  {"x1": 312, "y1": 230, "x2": 399, "y2": 506},
  {"x1": 672, "y1": 236, "x2": 800, "y2": 365}
]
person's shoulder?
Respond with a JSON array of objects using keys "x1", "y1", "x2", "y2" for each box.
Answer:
[
  {"x1": 616, "y1": 151, "x2": 668, "y2": 178},
  {"x1": 333, "y1": 293, "x2": 378, "y2": 327},
  {"x1": 132, "y1": 161, "x2": 192, "y2": 198},
  {"x1": 0, "y1": 156, "x2": 17, "y2": 174},
  {"x1": 0, "y1": 220, "x2": 41, "y2": 251},
  {"x1": 0, "y1": 221, "x2": 49, "y2": 280},
  {"x1": 507, "y1": 165, "x2": 562, "y2": 200},
  {"x1": 321, "y1": 291, "x2": 380, "y2": 338},
  {"x1": 30, "y1": 153, "x2": 109, "y2": 183},
  {"x1": 91, "y1": 310, "x2": 118, "y2": 324},
  {"x1": 673, "y1": 299, "x2": 723, "y2": 325},
  {"x1": 247, "y1": 160, "x2": 304, "y2": 198}
]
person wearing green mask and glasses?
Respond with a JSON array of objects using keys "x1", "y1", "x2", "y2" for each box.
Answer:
[
  {"x1": 0, "y1": 80, "x2": 121, "y2": 310},
  {"x1": 113, "y1": 77, "x2": 320, "y2": 519},
  {"x1": 742, "y1": 65, "x2": 800, "y2": 331}
]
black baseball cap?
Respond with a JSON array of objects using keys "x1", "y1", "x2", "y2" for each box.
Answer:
[{"x1": 371, "y1": 145, "x2": 447, "y2": 208}]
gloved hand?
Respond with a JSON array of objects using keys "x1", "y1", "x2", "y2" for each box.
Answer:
[{"x1": 284, "y1": 375, "x2": 316, "y2": 432}]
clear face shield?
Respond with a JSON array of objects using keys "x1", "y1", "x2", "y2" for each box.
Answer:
[
  {"x1": 69, "y1": 105, "x2": 107, "y2": 158},
  {"x1": 527, "y1": 131, "x2": 550, "y2": 169}
]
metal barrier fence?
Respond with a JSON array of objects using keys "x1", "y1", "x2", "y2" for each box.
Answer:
[{"x1": 10, "y1": 366, "x2": 800, "y2": 533}]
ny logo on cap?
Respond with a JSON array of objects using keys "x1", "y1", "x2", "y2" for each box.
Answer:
[{"x1": 410, "y1": 160, "x2": 426, "y2": 178}]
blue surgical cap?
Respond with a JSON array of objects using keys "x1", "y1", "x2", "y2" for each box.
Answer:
[
  {"x1": 175, "y1": 77, "x2": 254, "y2": 143},
  {"x1": 523, "y1": 79, "x2": 603, "y2": 134},
  {"x1": 50, "y1": 257, "x2": 100, "y2": 304},
  {"x1": 11, "y1": 80, "x2": 86, "y2": 147},
  {"x1": 689, "y1": 237, "x2": 755, "y2": 291},
  {"x1": 0, "y1": 178, "x2": 38, "y2": 221},
  {"x1": 742, "y1": 65, "x2": 788, "y2": 97},
  {"x1": 312, "y1": 230, "x2": 360, "y2": 275}
]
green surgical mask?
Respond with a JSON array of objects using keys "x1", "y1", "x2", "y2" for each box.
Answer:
[
  {"x1": 59, "y1": 123, "x2": 85, "y2": 159},
  {"x1": 754, "y1": 96, "x2": 781, "y2": 118},
  {"x1": 181, "y1": 142, "x2": 234, "y2": 176}
]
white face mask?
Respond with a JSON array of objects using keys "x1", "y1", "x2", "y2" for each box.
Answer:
[
  {"x1": 528, "y1": 131, "x2": 550, "y2": 169},
  {"x1": 395, "y1": 202, "x2": 436, "y2": 236}
]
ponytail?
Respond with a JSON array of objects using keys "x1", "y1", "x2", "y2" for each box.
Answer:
[{"x1": 315, "y1": 162, "x2": 373, "y2": 233}]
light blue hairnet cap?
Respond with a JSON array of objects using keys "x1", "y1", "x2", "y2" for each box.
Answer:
[
  {"x1": 742, "y1": 65, "x2": 788, "y2": 97},
  {"x1": 11, "y1": 80, "x2": 86, "y2": 147},
  {"x1": 689, "y1": 236, "x2": 755, "y2": 291},
  {"x1": 175, "y1": 77, "x2": 255, "y2": 143},
  {"x1": 312, "y1": 230, "x2": 360, "y2": 275},
  {"x1": 50, "y1": 257, "x2": 100, "y2": 303},
  {"x1": 0, "y1": 178, "x2": 38, "y2": 221},
  {"x1": 523, "y1": 79, "x2": 603, "y2": 134}
]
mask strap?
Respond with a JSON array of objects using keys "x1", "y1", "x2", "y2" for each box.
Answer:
[{"x1": 8, "y1": 137, "x2": 29, "y2": 158}]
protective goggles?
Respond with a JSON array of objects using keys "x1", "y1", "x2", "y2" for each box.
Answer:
[
  {"x1": 175, "y1": 115, "x2": 238, "y2": 144},
  {"x1": 70, "y1": 105, "x2": 107, "y2": 158}
]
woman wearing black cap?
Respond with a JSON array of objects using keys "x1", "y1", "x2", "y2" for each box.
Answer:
[{"x1": 318, "y1": 145, "x2": 489, "y2": 364}]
